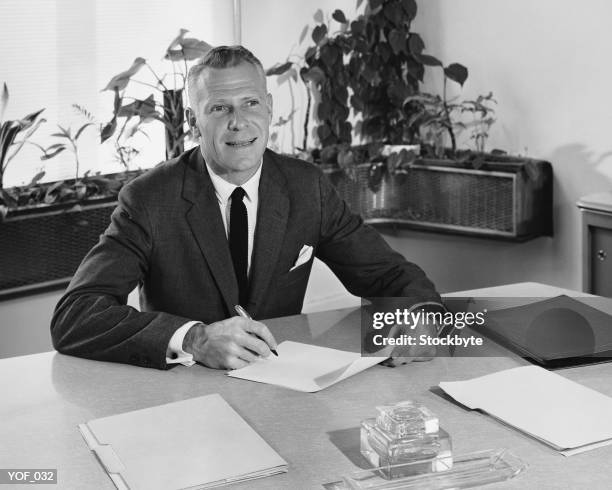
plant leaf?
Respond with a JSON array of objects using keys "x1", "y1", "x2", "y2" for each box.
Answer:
[
  {"x1": 118, "y1": 94, "x2": 158, "y2": 119},
  {"x1": 57, "y1": 124, "x2": 71, "y2": 137},
  {"x1": 75, "y1": 122, "x2": 94, "y2": 140},
  {"x1": 408, "y1": 33, "x2": 425, "y2": 56},
  {"x1": 20, "y1": 108, "x2": 45, "y2": 126},
  {"x1": 3, "y1": 116, "x2": 46, "y2": 167},
  {"x1": 22, "y1": 116, "x2": 46, "y2": 139},
  {"x1": 72, "y1": 104, "x2": 95, "y2": 122},
  {"x1": 401, "y1": 0, "x2": 417, "y2": 19},
  {"x1": 45, "y1": 180, "x2": 66, "y2": 194},
  {"x1": 369, "y1": 0, "x2": 384, "y2": 10},
  {"x1": 100, "y1": 117, "x2": 117, "y2": 143},
  {"x1": 113, "y1": 87, "x2": 122, "y2": 114},
  {"x1": 321, "y1": 44, "x2": 340, "y2": 69},
  {"x1": 384, "y1": 2, "x2": 402, "y2": 23},
  {"x1": 317, "y1": 124, "x2": 332, "y2": 142},
  {"x1": 388, "y1": 29, "x2": 405, "y2": 55},
  {"x1": 419, "y1": 54, "x2": 443, "y2": 66},
  {"x1": 0, "y1": 83, "x2": 8, "y2": 123},
  {"x1": 265, "y1": 61, "x2": 293, "y2": 76},
  {"x1": 277, "y1": 68, "x2": 298, "y2": 85},
  {"x1": 301, "y1": 66, "x2": 326, "y2": 84},
  {"x1": 165, "y1": 39, "x2": 212, "y2": 61},
  {"x1": 102, "y1": 57, "x2": 146, "y2": 92},
  {"x1": 40, "y1": 146, "x2": 66, "y2": 160},
  {"x1": 351, "y1": 19, "x2": 365, "y2": 35},
  {"x1": 29, "y1": 170, "x2": 45, "y2": 185},
  {"x1": 312, "y1": 24, "x2": 328, "y2": 45},
  {"x1": 1, "y1": 188, "x2": 18, "y2": 207},
  {"x1": 444, "y1": 63, "x2": 469, "y2": 86},
  {"x1": 165, "y1": 28, "x2": 189, "y2": 53},
  {"x1": 332, "y1": 9, "x2": 348, "y2": 23},
  {"x1": 0, "y1": 123, "x2": 18, "y2": 164},
  {"x1": 299, "y1": 25, "x2": 309, "y2": 44},
  {"x1": 314, "y1": 8, "x2": 324, "y2": 23},
  {"x1": 124, "y1": 119, "x2": 142, "y2": 139},
  {"x1": 51, "y1": 132, "x2": 72, "y2": 139}
]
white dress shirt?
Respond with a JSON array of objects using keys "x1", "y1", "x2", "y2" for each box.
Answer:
[{"x1": 166, "y1": 161, "x2": 262, "y2": 366}]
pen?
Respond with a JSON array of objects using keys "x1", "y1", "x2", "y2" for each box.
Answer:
[{"x1": 234, "y1": 305, "x2": 279, "y2": 357}]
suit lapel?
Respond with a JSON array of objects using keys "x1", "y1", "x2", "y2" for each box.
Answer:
[
  {"x1": 248, "y1": 151, "x2": 289, "y2": 317},
  {"x1": 182, "y1": 150, "x2": 238, "y2": 314}
]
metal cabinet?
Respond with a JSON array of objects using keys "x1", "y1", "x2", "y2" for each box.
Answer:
[{"x1": 578, "y1": 193, "x2": 612, "y2": 296}]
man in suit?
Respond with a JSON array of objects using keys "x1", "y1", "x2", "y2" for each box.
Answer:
[{"x1": 51, "y1": 45, "x2": 444, "y2": 370}]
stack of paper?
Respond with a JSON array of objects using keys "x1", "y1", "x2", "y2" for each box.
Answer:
[
  {"x1": 79, "y1": 394, "x2": 287, "y2": 489},
  {"x1": 439, "y1": 366, "x2": 612, "y2": 456},
  {"x1": 228, "y1": 341, "x2": 386, "y2": 392}
]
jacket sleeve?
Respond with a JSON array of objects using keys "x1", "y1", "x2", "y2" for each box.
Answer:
[
  {"x1": 50, "y1": 183, "x2": 191, "y2": 369},
  {"x1": 315, "y1": 171, "x2": 443, "y2": 307}
]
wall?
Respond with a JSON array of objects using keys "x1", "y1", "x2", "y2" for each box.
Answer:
[{"x1": 242, "y1": 0, "x2": 612, "y2": 293}]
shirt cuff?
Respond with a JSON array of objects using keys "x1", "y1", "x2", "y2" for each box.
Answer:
[
  {"x1": 166, "y1": 321, "x2": 200, "y2": 366},
  {"x1": 404, "y1": 301, "x2": 449, "y2": 335}
]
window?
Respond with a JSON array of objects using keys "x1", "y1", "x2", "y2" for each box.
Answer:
[{"x1": 0, "y1": 0, "x2": 236, "y2": 187}]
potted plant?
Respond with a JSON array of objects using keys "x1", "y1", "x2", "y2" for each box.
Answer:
[{"x1": 268, "y1": 0, "x2": 552, "y2": 240}]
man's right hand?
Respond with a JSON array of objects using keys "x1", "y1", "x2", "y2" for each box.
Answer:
[{"x1": 183, "y1": 317, "x2": 277, "y2": 370}]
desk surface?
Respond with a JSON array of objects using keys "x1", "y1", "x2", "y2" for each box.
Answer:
[{"x1": 1, "y1": 282, "x2": 612, "y2": 489}]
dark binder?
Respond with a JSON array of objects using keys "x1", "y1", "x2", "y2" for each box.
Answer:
[{"x1": 478, "y1": 295, "x2": 612, "y2": 368}]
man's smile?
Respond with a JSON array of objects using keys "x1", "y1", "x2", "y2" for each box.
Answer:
[{"x1": 225, "y1": 137, "x2": 257, "y2": 148}]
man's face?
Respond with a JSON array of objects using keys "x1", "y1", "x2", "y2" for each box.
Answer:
[{"x1": 187, "y1": 62, "x2": 272, "y2": 184}]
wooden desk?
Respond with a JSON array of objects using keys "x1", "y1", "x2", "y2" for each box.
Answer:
[{"x1": 1, "y1": 283, "x2": 611, "y2": 489}]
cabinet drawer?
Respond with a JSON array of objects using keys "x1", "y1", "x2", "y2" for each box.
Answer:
[{"x1": 591, "y1": 227, "x2": 612, "y2": 296}]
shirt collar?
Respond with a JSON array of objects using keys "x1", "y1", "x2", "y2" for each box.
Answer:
[{"x1": 205, "y1": 160, "x2": 263, "y2": 204}]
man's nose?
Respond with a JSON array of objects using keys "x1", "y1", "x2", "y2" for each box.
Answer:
[{"x1": 227, "y1": 109, "x2": 248, "y2": 131}]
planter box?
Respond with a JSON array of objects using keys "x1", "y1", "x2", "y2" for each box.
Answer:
[
  {"x1": 326, "y1": 154, "x2": 553, "y2": 241},
  {"x1": 0, "y1": 197, "x2": 117, "y2": 299}
]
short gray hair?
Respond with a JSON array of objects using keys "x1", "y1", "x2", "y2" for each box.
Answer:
[{"x1": 187, "y1": 45, "x2": 266, "y2": 105}]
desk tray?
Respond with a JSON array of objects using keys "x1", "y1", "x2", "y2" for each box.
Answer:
[{"x1": 341, "y1": 448, "x2": 526, "y2": 489}]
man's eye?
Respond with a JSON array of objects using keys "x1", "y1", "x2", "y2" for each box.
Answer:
[
  {"x1": 246, "y1": 100, "x2": 260, "y2": 107},
  {"x1": 211, "y1": 105, "x2": 228, "y2": 113}
]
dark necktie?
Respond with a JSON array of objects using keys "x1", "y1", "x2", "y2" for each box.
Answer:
[{"x1": 229, "y1": 187, "x2": 249, "y2": 305}]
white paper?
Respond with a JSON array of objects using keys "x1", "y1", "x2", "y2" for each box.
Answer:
[
  {"x1": 227, "y1": 341, "x2": 386, "y2": 392},
  {"x1": 439, "y1": 365, "x2": 612, "y2": 456},
  {"x1": 79, "y1": 394, "x2": 287, "y2": 489}
]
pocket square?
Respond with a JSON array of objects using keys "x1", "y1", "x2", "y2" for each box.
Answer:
[{"x1": 290, "y1": 244, "x2": 313, "y2": 271}]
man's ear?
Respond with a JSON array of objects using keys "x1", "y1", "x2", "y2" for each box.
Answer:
[
  {"x1": 266, "y1": 93, "x2": 273, "y2": 124},
  {"x1": 185, "y1": 108, "x2": 199, "y2": 137}
]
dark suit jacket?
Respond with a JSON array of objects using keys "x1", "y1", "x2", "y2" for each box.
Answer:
[{"x1": 51, "y1": 148, "x2": 441, "y2": 369}]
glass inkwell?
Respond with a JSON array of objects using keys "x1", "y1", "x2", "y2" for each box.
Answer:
[{"x1": 360, "y1": 401, "x2": 452, "y2": 479}]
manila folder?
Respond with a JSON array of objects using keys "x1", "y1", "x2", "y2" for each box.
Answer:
[
  {"x1": 78, "y1": 393, "x2": 287, "y2": 489},
  {"x1": 439, "y1": 365, "x2": 612, "y2": 456}
]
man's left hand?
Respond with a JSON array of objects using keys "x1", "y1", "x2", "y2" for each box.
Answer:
[{"x1": 380, "y1": 320, "x2": 438, "y2": 367}]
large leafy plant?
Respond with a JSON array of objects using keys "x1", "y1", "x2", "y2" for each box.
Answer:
[
  {"x1": 269, "y1": 0, "x2": 479, "y2": 171},
  {"x1": 100, "y1": 29, "x2": 211, "y2": 160},
  {"x1": 309, "y1": 0, "x2": 468, "y2": 146}
]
